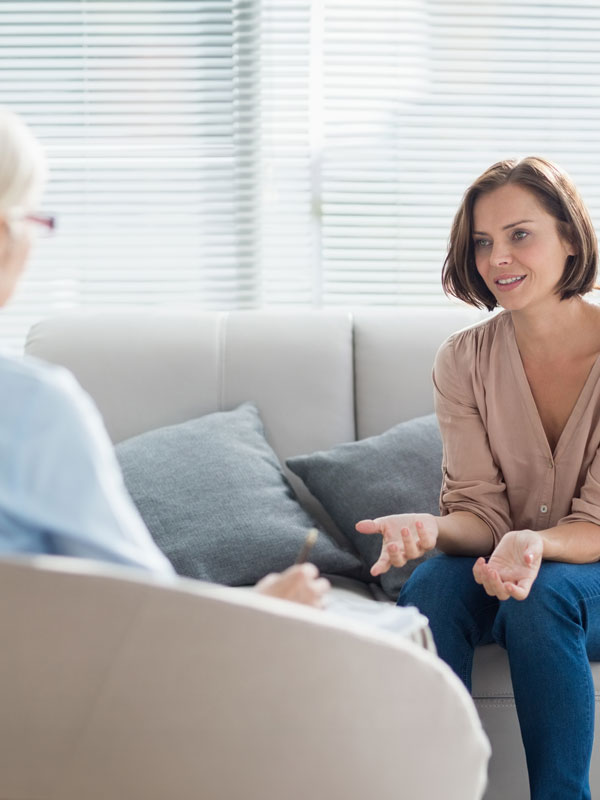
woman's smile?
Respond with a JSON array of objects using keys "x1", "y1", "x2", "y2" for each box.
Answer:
[{"x1": 494, "y1": 273, "x2": 527, "y2": 291}]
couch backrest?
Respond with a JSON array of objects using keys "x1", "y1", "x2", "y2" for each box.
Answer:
[
  {"x1": 353, "y1": 307, "x2": 485, "y2": 438},
  {"x1": 25, "y1": 306, "x2": 485, "y2": 452},
  {"x1": 26, "y1": 310, "x2": 357, "y2": 455}
]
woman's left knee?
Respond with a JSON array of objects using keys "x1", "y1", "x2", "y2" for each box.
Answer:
[{"x1": 493, "y1": 563, "x2": 585, "y2": 646}]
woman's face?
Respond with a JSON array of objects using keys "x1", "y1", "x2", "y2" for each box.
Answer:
[
  {"x1": 0, "y1": 218, "x2": 33, "y2": 307},
  {"x1": 472, "y1": 183, "x2": 576, "y2": 314}
]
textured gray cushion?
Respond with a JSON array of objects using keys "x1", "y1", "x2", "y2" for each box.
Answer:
[
  {"x1": 116, "y1": 403, "x2": 362, "y2": 586},
  {"x1": 286, "y1": 414, "x2": 443, "y2": 599}
]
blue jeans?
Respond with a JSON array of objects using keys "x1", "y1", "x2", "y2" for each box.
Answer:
[{"x1": 398, "y1": 554, "x2": 600, "y2": 800}]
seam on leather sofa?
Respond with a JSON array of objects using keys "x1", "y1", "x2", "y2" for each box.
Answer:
[
  {"x1": 475, "y1": 691, "x2": 600, "y2": 700},
  {"x1": 350, "y1": 312, "x2": 358, "y2": 441},
  {"x1": 474, "y1": 695, "x2": 600, "y2": 705},
  {"x1": 217, "y1": 311, "x2": 228, "y2": 411},
  {"x1": 475, "y1": 699, "x2": 517, "y2": 708}
]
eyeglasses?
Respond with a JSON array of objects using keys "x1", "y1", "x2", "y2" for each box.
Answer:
[{"x1": 24, "y1": 213, "x2": 57, "y2": 237}]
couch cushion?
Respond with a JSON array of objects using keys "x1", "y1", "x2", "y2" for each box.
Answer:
[
  {"x1": 116, "y1": 402, "x2": 363, "y2": 586},
  {"x1": 287, "y1": 413, "x2": 443, "y2": 599}
]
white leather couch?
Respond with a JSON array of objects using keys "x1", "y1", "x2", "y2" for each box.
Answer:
[{"x1": 20, "y1": 305, "x2": 598, "y2": 799}]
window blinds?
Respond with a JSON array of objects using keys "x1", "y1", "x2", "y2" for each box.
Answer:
[
  {"x1": 0, "y1": 0, "x2": 257, "y2": 351},
  {"x1": 318, "y1": 0, "x2": 600, "y2": 306},
  {"x1": 2, "y1": 1, "x2": 600, "y2": 351}
]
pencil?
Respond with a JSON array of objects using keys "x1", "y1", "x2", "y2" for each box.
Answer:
[{"x1": 294, "y1": 528, "x2": 319, "y2": 564}]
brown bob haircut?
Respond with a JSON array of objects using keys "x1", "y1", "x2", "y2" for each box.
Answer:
[{"x1": 442, "y1": 156, "x2": 599, "y2": 311}]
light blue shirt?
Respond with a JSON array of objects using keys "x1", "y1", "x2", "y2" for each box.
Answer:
[{"x1": 0, "y1": 351, "x2": 175, "y2": 575}]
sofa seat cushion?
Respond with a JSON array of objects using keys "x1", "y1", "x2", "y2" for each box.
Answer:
[
  {"x1": 473, "y1": 643, "x2": 600, "y2": 702},
  {"x1": 287, "y1": 413, "x2": 443, "y2": 600},
  {"x1": 116, "y1": 402, "x2": 363, "y2": 586}
]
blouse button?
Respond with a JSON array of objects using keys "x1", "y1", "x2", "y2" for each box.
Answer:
[{"x1": 540, "y1": 504, "x2": 548, "y2": 513}]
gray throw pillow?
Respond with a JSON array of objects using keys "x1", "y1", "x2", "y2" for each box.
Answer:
[
  {"x1": 286, "y1": 414, "x2": 443, "y2": 599},
  {"x1": 116, "y1": 402, "x2": 363, "y2": 586}
]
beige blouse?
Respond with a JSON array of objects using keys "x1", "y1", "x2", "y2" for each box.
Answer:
[{"x1": 433, "y1": 310, "x2": 600, "y2": 547}]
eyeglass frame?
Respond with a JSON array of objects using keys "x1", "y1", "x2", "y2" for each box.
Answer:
[
  {"x1": 24, "y1": 212, "x2": 57, "y2": 233},
  {"x1": 4, "y1": 210, "x2": 57, "y2": 233}
]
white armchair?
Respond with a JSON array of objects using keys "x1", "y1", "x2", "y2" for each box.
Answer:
[{"x1": 0, "y1": 555, "x2": 489, "y2": 800}]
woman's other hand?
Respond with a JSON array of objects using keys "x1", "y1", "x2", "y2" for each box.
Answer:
[
  {"x1": 473, "y1": 530, "x2": 543, "y2": 601},
  {"x1": 355, "y1": 513, "x2": 439, "y2": 576},
  {"x1": 254, "y1": 563, "x2": 331, "y2": 608}
]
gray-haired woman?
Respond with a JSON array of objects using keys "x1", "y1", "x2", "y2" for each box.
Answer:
[{"x1": 0, "y1": 108, "x2": 329, "y2": 607}]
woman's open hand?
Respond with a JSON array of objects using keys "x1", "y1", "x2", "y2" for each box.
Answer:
[
  {"x1": 355, "y1": 513, "x2": 439, "y2": 576},
  {"x1": 473, "y1": 530, "x2": 543, "y2": 601}
]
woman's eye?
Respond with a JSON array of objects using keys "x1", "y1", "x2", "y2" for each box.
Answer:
[
  {"x1": 513, "y1": 230, "x2": 528, "y2": 241},
  {"x1": 474, "y1": 238, "x2": 491, "y2": 248}
]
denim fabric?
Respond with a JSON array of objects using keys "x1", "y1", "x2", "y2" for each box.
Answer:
[{"x1": 398, "y1": 554, "x2": 600, "y2": 800}]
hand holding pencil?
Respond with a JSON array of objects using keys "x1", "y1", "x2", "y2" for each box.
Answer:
[{"x1": 254, "y1": 528, "x2": 330, "y2": 607}]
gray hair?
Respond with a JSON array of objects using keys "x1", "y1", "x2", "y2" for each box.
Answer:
[{"x1": 0, "y1": 107, "x2": 47, "y2": 215}]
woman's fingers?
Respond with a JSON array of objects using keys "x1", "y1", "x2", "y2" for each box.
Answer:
[
  {"x1": 472, "y1": 557, "x2": 487, "y2": 585},
  {"x1": 358, "y1": 516, "x2": 434, "y2": 575},
  {"x1": 472, "y1": 559, "x2": 511, "y2": 600},
  {"x1": 306, "y1": 576, "x2": 331, "y2": 607},
  {"x1": 355, "y1": 519, "x2": 382, "y2": 534},
  {"x1": 399, "y1": 526, "x2": 421, "y2": 560},
  {"x1": 387, "y1": 541, "x2": 407, "y2": 566},
  {"x1": 386, "y1": 528, "x2": 425, "y2": 565},
  {"x1": 370, "y1": 547, "x2": 392, "y2": 576},
  {"x1": 255, "y1": 563, "x2": 331, "y2": 608},
  {"x1": 486, "y1": 567, "x2": 511, "y2": 600},
  {"x1": 356, "y1": 516, "x2": 435, "y2": 547},
  {"x1": 505, "y1": 582, "x2": 528, "y2": 601},
  {"x1": 511, "y1": 573, "x2": 536, "y2": 600}
]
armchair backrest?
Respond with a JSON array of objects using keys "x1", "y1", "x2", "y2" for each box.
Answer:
[{"x1": 0, "y1": 555, "x2": 489, "y2": 800}]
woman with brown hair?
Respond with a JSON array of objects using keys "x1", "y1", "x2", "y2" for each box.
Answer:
[{"x1": 357, "y1": 156, "x2": 600, "y2": 799}]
